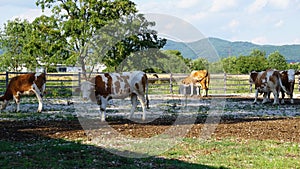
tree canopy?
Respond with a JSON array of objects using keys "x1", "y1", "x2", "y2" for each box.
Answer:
[{"x1": 0, "y1": 0, "x2": 166, "y2": 77}]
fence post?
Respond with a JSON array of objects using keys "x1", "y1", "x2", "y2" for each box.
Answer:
[
  {"x1": 298, "y1": 75, "x2": 300, "y2": 91},
  {"x1": 78, "y1": 72, "x2": 81, "y2": 88},
  {"x1": 5, "y1": 72, "x2": 9, "y2": 88},
  {"x1": 224, "y1": 73, "x2": 227, "y2": 93},
  {"x1": 170, "y1": 73, "x2": 173, "y2": 94}
]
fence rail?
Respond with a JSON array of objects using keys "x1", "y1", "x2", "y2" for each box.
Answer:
[{"x1": 0, "y1": 72, "x2": 299, "y2": 96}]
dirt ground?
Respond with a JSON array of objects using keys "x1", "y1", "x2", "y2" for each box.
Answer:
[
  {"x1": 1, "y1": 96, "x2": 300, "y2": 143},
  {"x1": 1, "y1": 116, "x2": 299, "y2": 143}
]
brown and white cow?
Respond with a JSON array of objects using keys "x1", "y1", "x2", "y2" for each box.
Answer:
[
  {"x1": 0, "y1": 72, "x2": 46, "y2": 112},
  {"x1": 80, "y1": 71, "x2": 149, "y2": 122},
  {"x1": 249, "y1": 69, "x2": 289, "y2": 105},
  {"x1": 182, "y1": 70, "x2": 210, "y2": 97},
  {"x1": 279, "y1": 69, "x2": 300, "y2": 104}
]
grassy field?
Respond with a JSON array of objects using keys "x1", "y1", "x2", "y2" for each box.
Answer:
[
  {"x1": 1, "y1": 73, "x2": 300, "y2": 168},
  {"x1": 0, "y1": 110, "x2": 299, "y2": 169},
  {"x1": 1, "y1": 133, "x2": 299, "y2": 169}
]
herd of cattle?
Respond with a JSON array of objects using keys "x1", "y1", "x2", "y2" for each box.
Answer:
[
  {"x1": 249, "y1": 69, "x2": 300, "y2": 105},
  {"x1": 0, "y1": 69, "x2": 298, "y2": 121}
]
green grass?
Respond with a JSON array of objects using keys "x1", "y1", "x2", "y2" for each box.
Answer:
[
  {"x1": 0, "y1": 139, "x2": 218, "y2": 169},
  {"x1": 1, "y1": 136, "x2": 299, "y2": 169},
  {"x1": 163, "y1": 138, "x2": 300, "y2": 169}
]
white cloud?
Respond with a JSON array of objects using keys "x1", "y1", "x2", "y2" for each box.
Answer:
[
  {"x1": 251, "y1": 36, "x2": 269, "y2": 44},
  {"x1": 228, "y1": 19, "x2": 239, "y2": 28},
  {"x1": 247, "y1": 0, "x2": 268, "y2": 13},
  {"x1": 292, "y1": 38, "x2": 300, "y2": 44},
  {"x1": 11, "y1": 9, "x2": 51, "y2": 23},
  {"x1": 210, "y1": 0, "x2": 238, "y2": 12},
  {"x1": 274, "y1": 19, "x2": 284, "y2": 27},
  {"x1": 247, "y1": 0, "x2": 291, "y2": 13},
  {"x1": 187, "y1": 12, "x2": 208, "y2": 21},
  {"x1": 175, "y1": 0, "x2": 200, "y2": 9},
  {"x1": 269, "y1": 0, "x2": 290, "y2": 9}
]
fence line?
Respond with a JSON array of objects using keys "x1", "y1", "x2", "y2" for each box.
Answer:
[{"x1": 0, "y1": 72, "x2": 299, "y2": 96}]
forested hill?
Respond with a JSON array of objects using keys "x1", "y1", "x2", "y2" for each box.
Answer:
[{"x1": 163, "y1": 37, "x2": 300, "y2": 62}]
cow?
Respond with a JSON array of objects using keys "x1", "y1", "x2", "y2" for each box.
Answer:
[
  {"x1": 278, "y1": 69, "x2": 300, "y2": 104},
  {"x1": 80, "y1": 71, "x2": 149, "y2": 122},
  {"x1": 182, "y1": 70, "x2": 210, "y2": 97},
  {"x1": 0, "y1": 72, "x2": 46, "y2": 112},
  {"x1": 249, "y1": 69, "x2": 290, "y2": 105}
]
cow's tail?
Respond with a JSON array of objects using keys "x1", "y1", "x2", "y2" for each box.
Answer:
[{"x1": 277, "y1": 71, "x2": 291, "y2": 95}]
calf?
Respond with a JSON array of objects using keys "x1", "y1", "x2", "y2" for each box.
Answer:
[
  {"x1": 182, "y1": 70, "x2": 210, "y2": 97},
  {"x1": 0, "y1": 72, "x2": 46, "y2": 112},
  {"x1": 249, "y1": 70, "x2": 289, "y2": 105},
  {"x1": 80, "y1": 71, "x2": 149, "y2": 122}
]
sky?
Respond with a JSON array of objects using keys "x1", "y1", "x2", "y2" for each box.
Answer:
[{"x1": 0, "y1": 0, "x2": 300, "y2": 45}]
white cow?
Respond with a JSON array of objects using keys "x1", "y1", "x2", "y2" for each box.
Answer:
[{"x1": 80, "y1": 71, "x2": 149, "y2": 122}]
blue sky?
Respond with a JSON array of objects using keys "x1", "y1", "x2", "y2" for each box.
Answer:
[{"x1": 1, "y1": 0, "x2": 300, "y2": 45}]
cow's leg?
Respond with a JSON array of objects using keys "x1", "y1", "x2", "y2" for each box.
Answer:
[
  {"x1": 129, "y1": 94, "x2": 138, "y2": 119},
  {"x1": 190, "y1": 83, "x2": 194, "y2": 96},
  {"x1": 100, "y1": 110, "x2": 106, "y2": 122},
  {"x1": 99, "y1": 96, "x2": 108, "y2": 122},
  {"x1": 31, "y1": 86, "x2": 43, "y2": 113},
  {"x1": 262, "y1": 92, "x2": 269, "y2": 104},
  {"x1": 290, "y1": 93, "x2": 294, "y2": 104},
  {"x1": 253, "y1": 89, "x2": 259, "y2": 104},
  {"x1": 290, "y1": 84, "x2": 294, "y2": 104},
  {"x1": 137, "y1": 94, "x2": 147, "y2": 121},
  {"x1": 266, "y1": 92, "x2": 271, "y2": 103},
  {"x1": 202, "y1": 87, "x2": 208, "y2": 97},
  {"x1": 196, "y1": 86, "x2": 200, "y2": 96},
  {"x1": 13, "y1": 95, "x2": 20, "y2": 112},
  {"x1": 272, "y1": 90, "x2": 280, "y2": 105},
  {"x1": 281, "y1": 90, "x2": 285, "y2": 104}
]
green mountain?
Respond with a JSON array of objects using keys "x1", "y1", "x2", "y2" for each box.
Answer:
[{"x1": 163, "y1": 37, "x2": 300, "y2": 62}]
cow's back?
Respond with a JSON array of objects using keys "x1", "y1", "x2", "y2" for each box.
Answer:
[
  {"x1": 94, "y1": 71, "x2": 146, "y2": 99},
  {"x1": 7, "y1": 74, "x2": 36, "y2": 94}
]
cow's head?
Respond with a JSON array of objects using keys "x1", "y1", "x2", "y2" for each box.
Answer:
[
  {"x1": 249, "y1": 71, "x2": 258, "y2": 84},
  {"x1": 287, "y1": 69, "x2": 296, "y2": 82},
  {"x1": 80, "y1": 81, "x2": 95, "y2": 101},
  {"x1": 182, "y1": 76, "x2": 197, "y2": 85}
]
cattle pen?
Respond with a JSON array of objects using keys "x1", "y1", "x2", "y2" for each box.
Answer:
[
  {"x1": 0, "y1": 71, "x2": 300, "y2": 97},
  {"x1": 1, "y1": 71, "x2": 300, "y2": 169}
]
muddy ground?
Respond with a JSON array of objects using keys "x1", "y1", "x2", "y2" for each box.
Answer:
[
  {"x1": 1, "y1": 115, "x2": 299, "y2": 143},
  {"x1": 1, "y1": 96, "x2": 300, "y2": 143}
]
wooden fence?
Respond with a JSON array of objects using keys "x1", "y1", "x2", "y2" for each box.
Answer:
[{"x1": 0, "y1": 72, "x2": 299, "y2": 96}]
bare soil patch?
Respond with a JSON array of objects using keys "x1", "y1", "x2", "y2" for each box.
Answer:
[{"x1": 1, "y1": 117, "x2": 299, "y2": 143}]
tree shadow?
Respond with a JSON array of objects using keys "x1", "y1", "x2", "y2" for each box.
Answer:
[{"x1": 0, "y1": 119, "x2": 228, "y2": 169}]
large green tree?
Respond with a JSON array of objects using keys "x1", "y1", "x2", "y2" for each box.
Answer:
[
  {"x1": 0, "y1": 19, "x2": 37, "y2": 72},
  {"x1": 235, "y1": 50, "x2": 268, "y2": 74},
  {"x1": 267, "y1": 51, "x2": 288, "y2": 70},
  {"x1": 27, "y1": 15, "x2": 70, "y2": 70},
  {"x1": 36, "y1": 0, "x2": 165, "y2": 78},
  {"x1": 221, "y1": 56, "x2": 238, "y2": 73}
]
